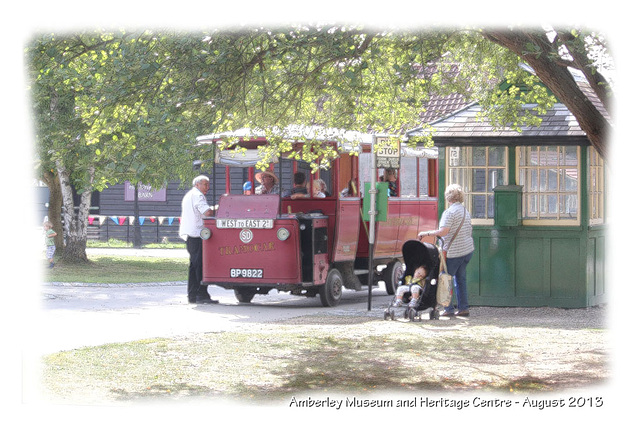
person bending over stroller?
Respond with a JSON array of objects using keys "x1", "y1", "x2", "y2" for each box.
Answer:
[{"x1": 392, "y1": 265, "x2": 428, "y2": 308}]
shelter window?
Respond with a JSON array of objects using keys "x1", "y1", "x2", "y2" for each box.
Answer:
[
  {"x1": 447, "y1": 146, "x2": 507, "y2": 224},
  {"x1": 517, "y1": 146, "x2": 580, "y2": 225},
  {"x1": 588, "y1": 146, "x2": 605, "y2": 225}
]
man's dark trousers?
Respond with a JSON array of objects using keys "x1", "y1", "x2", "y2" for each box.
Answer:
[{"x1": 186, "y1": 236, "x2": 209, "y2": 302}]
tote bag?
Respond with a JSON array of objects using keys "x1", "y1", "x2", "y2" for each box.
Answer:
[{"x1": 437, "y1": 250, "x2": 453, "y2": 307}]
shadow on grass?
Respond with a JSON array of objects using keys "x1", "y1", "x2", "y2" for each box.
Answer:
[
  {"x1": 222, "y1": 334, "x2": 592, "y2": 397},
  {"x1": 43, "y1": 325, "x2": 608, "y2": 404}
]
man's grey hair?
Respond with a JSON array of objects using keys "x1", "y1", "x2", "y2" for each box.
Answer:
[{"x1": 192, "y1": 175, "x2": 210, "y2": 186}]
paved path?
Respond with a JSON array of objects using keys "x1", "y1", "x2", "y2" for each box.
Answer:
[
  {"x1": 39, "y1": 280, "x2": 391, "y2": 354},
  {"x1": 33, "y1": 248, "x2": 389, "y2": 353},
  {"x1": 38, "y1": 248, "x2": 608, "y2": 357}
]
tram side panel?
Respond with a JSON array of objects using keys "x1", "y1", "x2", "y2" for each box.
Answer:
[
  {"x1": 355, "y1": 199, "x2": 412, "y2": 260},
  {"x1": 332, "y1": 198, "x2": 361, "y2": 263},
  {"x1": 418, "y1": 200, "x2": 438, "y2": 241},
  {"x1": 355, "y1": 198, "x2": 439, "y2": 262},
  {"x1": 395, "y1": 199, "x2": 424, "y2": 253}
]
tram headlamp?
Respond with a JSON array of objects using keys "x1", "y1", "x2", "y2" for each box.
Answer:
[
  {"x1": 200, "y1": 227, "x2": 212, "y2": 240},
  {"x1": 277, "y1": 227, "x2": 290, "y2": 241}
]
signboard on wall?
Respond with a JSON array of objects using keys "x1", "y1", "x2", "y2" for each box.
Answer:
[{"x1": 124, "y1": 181, "x2": 167, "y2": 202}]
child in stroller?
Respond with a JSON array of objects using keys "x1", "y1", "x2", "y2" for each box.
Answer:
[
  {"x1": 384, "y1": 240, "x2": 441, "y2": 321},
  {"x1": 392, "y1": 265, "x2": 429, "y2": 308}
]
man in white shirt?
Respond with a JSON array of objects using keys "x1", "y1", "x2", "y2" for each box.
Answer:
[{"x1": 179, "y1": 175, "x2": 218, "y2": 304}]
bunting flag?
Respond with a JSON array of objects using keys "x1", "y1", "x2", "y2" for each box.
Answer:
[
  {"x1": 88, "y1": 216, "x2": 95, "y2": 225},
  {"x1": 99, "y1": 215, "x2": 180, "y2": 226}
]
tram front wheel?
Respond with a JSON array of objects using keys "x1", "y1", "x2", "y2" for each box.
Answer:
[{"x1": 320, "y1": 268, "x2": 343, "y2": 307}]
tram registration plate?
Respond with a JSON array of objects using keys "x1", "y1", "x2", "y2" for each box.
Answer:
[
  {"x1": 216, "y1": 219, "x2": 274, "y2": 229},
  {"x1": 230, "y1": 268, "x2": 264, "y2": 278}
]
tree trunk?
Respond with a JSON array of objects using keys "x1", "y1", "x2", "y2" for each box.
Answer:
[
  {"x1": 57, "y1": 162, "x2": 92, "y2": 263},
  {"x1": 133, "y1": 182, "x2": 142, "y2": 248},
  {"x1": 42, "y1": 169, "x2": 64, "y2": 250},
  {"x1": 482, "y1": 30, "x2": 611, "y2": 159}
]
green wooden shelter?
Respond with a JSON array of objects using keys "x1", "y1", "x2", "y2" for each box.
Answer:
[{"x1": 408, "y1": 81, "x2": 607, "y2": 308}]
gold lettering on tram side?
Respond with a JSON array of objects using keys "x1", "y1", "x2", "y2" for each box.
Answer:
[
  {"x1": 384, "y1": 216, "x2": 418, "y2": 227},
  {"x1": 218, "y1": 241, "x2": 276, "y2": 257}
]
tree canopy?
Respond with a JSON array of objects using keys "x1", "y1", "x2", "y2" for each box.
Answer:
[{"x1": 26, "y1": 24, "x2": 613, "y2": 261}]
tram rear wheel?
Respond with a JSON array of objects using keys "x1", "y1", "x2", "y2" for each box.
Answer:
[
  {"x1": 320, "y1": 268, "x2": 343, "y2": 307},
  {"x1": 234, "y1": 288, "x2": 257, "y2": 303},
  {"x1": 383, "y1": 260, "x2": 404, "y2": 295}
]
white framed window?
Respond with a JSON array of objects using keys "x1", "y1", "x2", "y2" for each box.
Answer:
[
  {"x1": 517, "y1": 146, "x2": 580, "y2": 225},
  {"x1": 447, "y1": 146, "x2": 508, "y2": 225},
  {"x1": 358, "y1": 152, "x2": 435, "y2": 199},
  {"x1": 588, "y1": 146, "x2": 605, "y2": 225},
  {"x1": 399, "y1": 156, "x2": 417, "y2": 197}
]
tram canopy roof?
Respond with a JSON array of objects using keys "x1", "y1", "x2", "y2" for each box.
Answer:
[
  {"x1": 196, "y1": 126, "x2": 437, "y2": 167},
  {"x1": 196, "y1": 126, "x2": 372, "y2": 147}
]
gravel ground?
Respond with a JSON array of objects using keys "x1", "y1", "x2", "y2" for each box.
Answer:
[
  {"x1": 39, "y1": 279, "x2": 610, "y2": 395},
  {"x1": 36, "y1": 248, "x2": 613, "y2": 415},
  {"x1": 32, "y1": 277, "x2": 618, "y2": 427}
]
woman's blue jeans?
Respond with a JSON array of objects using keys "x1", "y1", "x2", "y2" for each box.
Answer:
[{"x1": 445, "y1": 251, "x2": 474, "y2": 311}]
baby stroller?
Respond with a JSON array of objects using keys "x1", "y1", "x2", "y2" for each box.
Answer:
[{"x1": 383, "y1": 239, "x2": 441, "y2": 321}]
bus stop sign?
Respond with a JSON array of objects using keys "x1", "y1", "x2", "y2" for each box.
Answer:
[{"x1": 375, "y1": 137, "x2": 400, "y2": 169}]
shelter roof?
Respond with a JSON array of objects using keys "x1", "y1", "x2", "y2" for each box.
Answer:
[{"x1": 408, "y1": 67, "x2": 606, "y2": 146}]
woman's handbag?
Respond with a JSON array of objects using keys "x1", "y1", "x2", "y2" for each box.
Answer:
[{"x1": 437, "y1": 250, "x2": 453, "y2": 307}]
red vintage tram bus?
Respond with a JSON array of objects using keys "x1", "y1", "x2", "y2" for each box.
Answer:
[{"x1": 196, "y1": 131, "x2": 439, "y2": 306}]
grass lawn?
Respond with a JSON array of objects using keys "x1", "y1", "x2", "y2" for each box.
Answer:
[
  {"x1": 44, "y1": 255, "x2": 188, "y2": 283},
  {"x1": 87, "y1": 238, "x2": 185, "y2": 249}
]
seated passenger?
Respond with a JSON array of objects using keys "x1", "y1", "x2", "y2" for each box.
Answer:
[
  {"x1": 255, "y1": 170, "x2": 280, "y2": 195},
  {"x1": 383, "y1": 168, "x2": 398, "y2": 197},
  {"x1": 313, "y1": 179, "x2": 328, "y2": 198},
  {"x1": 290, "y1": 171, "x2": 310, "y2": 199},
  {"x1": 392, "y1": 265, "x2": 427, "y2": 308},
  {"x1": 340, "y1": 179, "x2": 358, "y2": 197}
]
